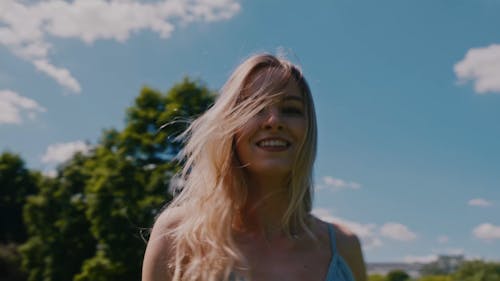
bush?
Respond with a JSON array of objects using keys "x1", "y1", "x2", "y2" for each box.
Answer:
[{"x1": 0, "y1": 243, "x2": 27, "y2": 281}]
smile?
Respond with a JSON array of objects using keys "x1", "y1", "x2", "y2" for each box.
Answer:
[{"x1": 256, "y1": 138, "x2": 290, "y2": 148}]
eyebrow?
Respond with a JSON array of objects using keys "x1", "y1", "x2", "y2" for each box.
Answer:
[{"x1": 282, "y1": 96, "x2": 304, "y2": 103}]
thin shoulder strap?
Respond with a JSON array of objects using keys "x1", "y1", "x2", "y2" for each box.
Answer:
[{"x1": 328, "y1": 224, "x2": 337, "y2": 254}]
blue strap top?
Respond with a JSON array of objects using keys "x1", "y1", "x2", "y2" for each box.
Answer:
[{"x1": 325, "y1": 224, "x2": 356, "y2": 281}]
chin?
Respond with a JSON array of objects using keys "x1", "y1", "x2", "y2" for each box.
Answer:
[{"x1": 247, "y1": 163, "x2": 292, "y2": 176}]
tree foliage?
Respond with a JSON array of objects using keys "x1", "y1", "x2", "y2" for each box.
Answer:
[
  {"x1": 0, "y1": 152, "x2": 37, "y2": 243},
  {"x1": 387, "y1": 270, "x2": 410, "y2": 281},
  {"x1": 417, "y1": 275, "x2": 452, "y2": 281},
  {"x1": 20, "y1": 153, "x2": 96, "y2": 281},
  {"x1": 453, "y1": 260, "x2": 500, "y2": 281},
  {"x1": 420, "y1": 262, "x2": 450, "y2": 276},
  {"x1": 369, "y1": 274, "x2": 387, "y2": 281},
  {"x1": 0, "y1": 243, "x2": 27, "y2": 281},
  {"x1": 17, "y1": 77, "x2": 215, "y2": 281},
  {"x1": 121, "y1": 78, "x2": 214, "y2": 165}
]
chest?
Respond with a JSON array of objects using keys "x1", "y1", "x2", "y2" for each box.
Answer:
[{"x1": 235, "y1": 239, "x2": 332, "y2": 281}]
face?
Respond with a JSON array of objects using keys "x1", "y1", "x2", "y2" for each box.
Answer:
[{"x1": 234, "y1": 76, "x2": 308, "y2": 177}]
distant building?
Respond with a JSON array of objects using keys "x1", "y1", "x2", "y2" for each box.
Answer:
[
  {"x1": 367, "y1": 255, "x2": 465, "y2": 278},
  {"x1": 367, "y1": 262, "x2": 423, "y2": 278},
  {"x1": 436, "y1": 255, "x2": 464, "y2": 273},
  {"x1": 420, "y1": 255, "x2": 465, "y2": 275}
]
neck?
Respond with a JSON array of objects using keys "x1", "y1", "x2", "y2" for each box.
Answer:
[{"x1": 234, "y1": 172, "x2": 295, "y2": 239}]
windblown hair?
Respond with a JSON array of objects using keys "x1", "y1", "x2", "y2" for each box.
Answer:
[{"x1": 161, "y1": 53, "x2": 318, "y2": 281}]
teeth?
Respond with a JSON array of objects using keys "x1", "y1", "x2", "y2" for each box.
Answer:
[{"x1": 258, "y1": 139, "x2": 287, "y2": 147}]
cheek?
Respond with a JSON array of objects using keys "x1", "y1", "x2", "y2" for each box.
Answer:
[
  {"x1": 291, "y1": 120, "x2": 308, "y2": 140},
  {"x1": 233, "y1": 130, "x2": 252, "y2": 161},
  {"x1": 234, "y1": 128, "x2": 249, "y2": 147},
  {"x1": 235, "y1": 120, "x2": 259, "y2": 142}
]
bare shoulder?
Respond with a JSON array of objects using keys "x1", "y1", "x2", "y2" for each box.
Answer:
[
  {"x1": 331, "y1": 222, "x2": 358, "y2": 246},
  {"x1": 330, "y1": 222, "x2": 367, "y2": 281},
  {"x1": 142, "y1": 207, "x2": 184, "y2": 281},
  {"x1": 152, "y1": 207, "x2": 185, "y2": 236}
]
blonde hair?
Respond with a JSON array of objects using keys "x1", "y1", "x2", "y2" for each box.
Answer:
[{"x1": 162, "y1": 53, "x2": 317, "y2": 281}]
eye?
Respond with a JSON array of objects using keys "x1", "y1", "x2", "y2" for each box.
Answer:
[
  {"x1": 282, "y1": 106, "x2": 304, "y2": 116},
  {"x1": 257, "y1": 107, "x2": 267, "y2": 116}
]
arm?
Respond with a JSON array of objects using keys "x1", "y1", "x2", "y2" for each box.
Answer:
[
  {"x1": 345, "y1": 234, "x2": 367, "y2": 281},
  {"x1": 142, "y1": 210, "x2": 181, "y2": 281}
]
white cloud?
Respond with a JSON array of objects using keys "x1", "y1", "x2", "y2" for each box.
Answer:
[
  {"x1": 380, "y1": 222, "x2": 417, "y2": 241},
  {"x1": 468, "y1": 198, "x2": 493, "y2": 207},
  {"x1": 0, "y1": 0, "x2": 240, "y2": 93},
  {"x1": 437, "y1": 235, "x2": 449, "y2": 244},
  {"x1": 473, "y1": 223, "x2": 500, "y2": 241},
  {"x1": 454, "y1": 44, "x2": 500, "y2": 94},
  {"x1": 317, "y1": 176, "x2": 362, "y2": 191},
  {"x1": 311, "y1": 208, "x2": 382, "y2": 250},
  {"x1": 403, "y1": 254, "x2": 437, "y2": 264},
  {"x1": 41, "y1": 140, "x2": 91, "y2": 164},
  {"x1": 33, "y1": 59, "x2": 81, "y2": 92},
  {"x1": 312, "y1": 209, "x2": 420, "y2": 250},
  {"x1": 0, "y1": 89, "x2": 46, "y2": 124}
]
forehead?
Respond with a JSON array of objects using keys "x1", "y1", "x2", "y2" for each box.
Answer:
[
  {"x1": 281, "y1": 79, "x2": 303, "y2": 101},
  {"x1": 243, "y1": 67, "x2": 304, "y2": 100}
]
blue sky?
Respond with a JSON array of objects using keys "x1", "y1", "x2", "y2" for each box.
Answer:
[{"x1": 1, "y1": 0, "x2": 499, "y2": 263}]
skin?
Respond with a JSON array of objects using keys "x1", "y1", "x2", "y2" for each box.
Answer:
[
  {"x1": 142, "y1": 212, "x2": 366, "y2": 281},
  {"x1": 233, "y1": 77, "x2": 308, "y2": 232},
  {"x1": 232, "y1": 76, "x2": 366, "y2": 281},
  {"x1": 233, "y1": 218, "x2": 366, "y2": 281},
  {"x1": 234, "y1": 79, "x2": 307, "y2": 178},
  {"x1": 142, "y1": 73, "x2": 367, "y2": 281}
]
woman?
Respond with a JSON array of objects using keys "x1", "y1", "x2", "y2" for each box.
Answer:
[{"x1": 142, "y1": 54, "x2": 366, "y2": 281}]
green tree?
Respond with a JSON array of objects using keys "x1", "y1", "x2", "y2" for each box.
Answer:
[
  {"x1": 453, "y1": 260, "x2": 500, "y2": 281},
  {"x1": 75, "y1": 78, "x2": 214, "y2": 280},
  {"x1": 0, "y1": 152, "x2": 37, "y2": 243},
  {"x1": 417, "y1": 275, "x2": 452, "y2": 281},
  {"x1": 369, "y1": 274, "x2": 387, "y2": 281},
  {"x1": 20, "y1": 77, "x2": 215, "y2": 281},
  {"x1": 120, "y1": 78, "x2": 214, "y2": 165},
  {"x1": 20, "y1": 153, "x2": 96, "y2": 281},
  {"x1": 0, "y1": 243, "x2": 27, "y2": 281},
  {"x1": 387, "y1": 270, "x2": 410, "y2": 281}
]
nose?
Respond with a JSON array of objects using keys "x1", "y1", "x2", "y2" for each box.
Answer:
[{"x1": 261, "y1": 107, "x2": 284, "y2": 130}]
